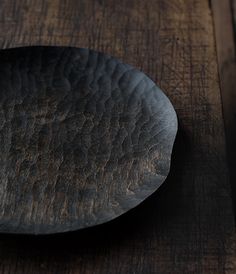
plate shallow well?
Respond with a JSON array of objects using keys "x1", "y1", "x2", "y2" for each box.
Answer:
[{"x1": 0, "y1": 46, "x2": 177, "y2": 234}]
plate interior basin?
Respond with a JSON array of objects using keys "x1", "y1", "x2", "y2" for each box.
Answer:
[{"x1": 0, "y1": 46, "x2": 177, "y2": 234}]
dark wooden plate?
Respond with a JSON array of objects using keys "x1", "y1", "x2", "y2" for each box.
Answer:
[{"x1": 0, "y1": 46, "x2": 177, "y2": 234}]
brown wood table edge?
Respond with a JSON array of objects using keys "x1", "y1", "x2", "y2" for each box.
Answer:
[{"x1": 212, "y1": 0, "x2": 236, "y2": 220}]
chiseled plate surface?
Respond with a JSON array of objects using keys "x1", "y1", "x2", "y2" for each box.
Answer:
[{"x1": 0, "y1": 46, "x2": 177, "y2": 234}]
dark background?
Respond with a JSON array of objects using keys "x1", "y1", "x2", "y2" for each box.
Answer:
[{"x1": 0, "y1": 0, "x2": 236, "y2": 273}]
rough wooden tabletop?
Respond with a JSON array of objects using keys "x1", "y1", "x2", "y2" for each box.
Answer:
[{"x1": 0, "y1": 0, "x2": 235, "y2": 273}]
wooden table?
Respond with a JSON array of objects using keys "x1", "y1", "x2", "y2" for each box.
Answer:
[{"x1": 0, "y1": 0, "x2": 235, "y2": 273}]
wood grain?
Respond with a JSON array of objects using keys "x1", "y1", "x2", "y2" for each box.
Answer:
[
  {"x1": 232, "y1": 0, "x2": 236, "y2": 34},
  {"x1": 0, "y1": 0, "x2": 235, "y2": 273},
  {"x1": 212, "y1": 0, "x2": 236, "y2": 218}
]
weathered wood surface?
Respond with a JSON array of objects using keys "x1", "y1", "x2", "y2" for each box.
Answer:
[
  {"x1": 212, "y1": 0, "x2": 236, "y2": 218},
  {"x1": 0, "y1": 0, "x2": 235, "y2": 273},
  {"x1": 232, "y1": 0, "x2": 236, "y2": 32},
  {"x1": 0, "y1": 46, "x2": 177, "y2": 234}
]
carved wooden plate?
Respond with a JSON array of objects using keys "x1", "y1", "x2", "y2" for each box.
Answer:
[{"x1": 0, "y1": 46, "x2": 177, "y2": 234}]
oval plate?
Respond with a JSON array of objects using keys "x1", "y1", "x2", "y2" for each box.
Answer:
[{"x1": 0, "y1": 46, "x2": 177, "y2": 234}]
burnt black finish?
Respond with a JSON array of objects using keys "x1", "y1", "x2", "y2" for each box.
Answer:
[{"x1": 0, "y1": 46, "x2": 177, "y2": 234}]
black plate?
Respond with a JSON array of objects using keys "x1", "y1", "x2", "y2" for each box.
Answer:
[{"x1": 0, "y1": 46, "x2": 177, "y2": 234}]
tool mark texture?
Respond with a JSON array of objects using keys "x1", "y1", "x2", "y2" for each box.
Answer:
[{"x1": 0, "y1": 46, "x2": 177, "y2": 234}]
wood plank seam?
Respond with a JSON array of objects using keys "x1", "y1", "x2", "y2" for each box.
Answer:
[{"x1": 212, "y1": 0, "x2": 236, "y2": 222}]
